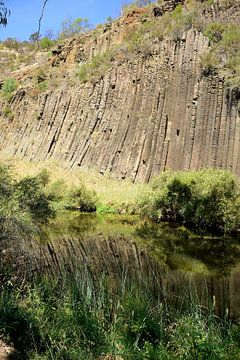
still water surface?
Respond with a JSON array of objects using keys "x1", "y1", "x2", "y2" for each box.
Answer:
[{"x1": 2, "y1": 212, "x2": 240, "y2": 319}]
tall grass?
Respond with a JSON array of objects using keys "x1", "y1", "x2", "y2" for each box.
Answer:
[
  {"x1": 2, "y1": 158, "x2": 146, "y2": 214},
  {"x1": 0, "y1": 269, "x2": 239, "y2": 359}
]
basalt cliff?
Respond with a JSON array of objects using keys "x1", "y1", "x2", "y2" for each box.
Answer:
[{"x1": 0, "y1": 0, "x2": 240, "y2": 182}]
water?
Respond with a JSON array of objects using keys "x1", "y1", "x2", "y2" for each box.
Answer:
[{"x1": 2, "y1": 212, "x2": 240, "y2": 319}]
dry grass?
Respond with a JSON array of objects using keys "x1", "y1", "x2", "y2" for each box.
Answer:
[{"x1": 1, "y1": 158, "x2": 147, "y2": 209}]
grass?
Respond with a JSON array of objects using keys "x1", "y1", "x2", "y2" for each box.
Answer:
[
  {"x1": 1, "y1": 158, "x2": 147, "y2": 213},
  {"x1": 0, "y1": 269, "x2": 240, "y2": 360},
  {"x1": 202, "y1": 22, "x2": 240, "y2": 85},
  {"x1": 78, "y1": 49, "x2": 116, "y2": 83}
]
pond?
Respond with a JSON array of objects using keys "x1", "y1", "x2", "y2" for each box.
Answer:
[{"x1": 1, "y1": 212, "x2": 240, "y2": 319}]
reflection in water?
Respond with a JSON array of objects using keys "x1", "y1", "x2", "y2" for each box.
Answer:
[
  {"x1": 136, "y1": 222, "x2": 240, "y2": 276},
  {"x1": 1, "y1": 213, "x2": 240, "y2": 319}
]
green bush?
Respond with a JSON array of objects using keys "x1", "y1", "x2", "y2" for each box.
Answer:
[
  {"x1": 1, "y1": 78, "x2": 18, "y2": 101},
  {"x1": 201, "y1": 22, "x2": 240, "y2": 84},
  {"x1": 14, "y1": 171, "x2": 55, "y2": 224},
  {"x1": 139, "y1": 169, "x2": 240, "y2": 234},
  {"x1": 78, "y1": 50, "x2": 115, "y2": 83},
  {"x1": 2, "y1": 105, "x2": 14, "y2": 120},
  {"x1": 36, "y1": 81, "x2": 48, "y2": 92},
  {"x1": 121, "y1": 0, "x2": 153, "y2": 16},
  {"x1": 0, "y1": 166, "x2": 55, "y2": 242},
  {"x1": 204, "y1": 22, "x2": 225, "y2": 43},
  {"x1": 66, "y1": 184, "x2": 97, "y2": 212},
  {"x1": 200, "y1": 51, "x2": 220, "y2": 76},
  {"x1": 39, "y1": 37, "x2": 54, "y2": 50}
]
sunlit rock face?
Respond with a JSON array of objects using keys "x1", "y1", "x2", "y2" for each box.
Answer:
[{"x1": 0, "y1": 1, "x2": 240, "y2": 181}]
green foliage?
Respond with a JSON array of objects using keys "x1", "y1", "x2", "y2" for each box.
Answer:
[
  {"x1": 29, "y1": 32, "x2": 41, "y2": 43},
  {"x1": 118, "y1": 292, "x2": 163, "y2": 350},
  {"x1": 200, "y1": 51, "x2": 220, "y2": 76},
  {"x1": 0, "y1": 273, "x2": 239, "y2": 359},
  {"x1": 2, "y1": 105, "x2": 14, "y2": 120},
  {"x1": 139, "y1": 169, "x2": 240, "y2": 234},
  {"x1": 44, "y1": 177, "x2": 97, "y2": 213},
  {"x1": 121, "y1": 0, "x2": 154, "y2": 15},
  {"x1": 36, "y1": 81, "x2": 48, "y2": 92},
  {"x1": 14, "y1": 171, "x2": 55, "y2": 224},
  {"x1": 202, "y1": 23, "x2": 240, "y2": 84},
  {"x1": 0, "y1": 293, "x2": 43, "y2": 357},
  {"x1": 1, "y1": 77, "x2": 18, "y2": 101},
  {"x1": 67, "y1": 185, "x2": 97, "y2": 212},
  {"x1": 0, "y1": 166, "x2": 55, "y2": 242},
  {"x1": 39, "y1": 36, "x2": 54, "y2": 49},
  {"x1": 97, "y1": 204, "x2": 117, "y2": 214},
  {"x1": 78, "y1": 50, "x2": 115, "y2": 83},
  {"x1": 105, "y1": 16, "x2": 113, "y2": 25},
  {"x1": 204, "y1": 22, "x2": 225, "y2": 43},
  {"x1": 219, "y1": 24, "x2": 240, "y2": 55},
  {"x1": 59, "y1": 17, "x2": 90, "y2": 40}
]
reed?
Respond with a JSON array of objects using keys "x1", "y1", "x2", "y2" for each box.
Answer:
[{"x1": 0, "y1": 268, "x2": 239, "y2": 360}]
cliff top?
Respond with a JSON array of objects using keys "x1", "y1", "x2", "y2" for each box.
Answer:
[{"x1": 0, "y1": 0, "x2": 240, "y2": 98}]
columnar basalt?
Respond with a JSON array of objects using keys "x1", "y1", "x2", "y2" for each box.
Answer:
[{"x1": 0, "y1": 1, "x2": 239, "y2": 182}]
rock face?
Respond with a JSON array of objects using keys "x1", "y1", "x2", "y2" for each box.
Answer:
[{"x1": 0, "y1": 1, "x2": 240, "y2": 182}]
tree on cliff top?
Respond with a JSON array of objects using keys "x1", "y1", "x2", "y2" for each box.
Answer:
[{"x1": 0, "y1": 1, "x2": 10, "y2": 26}]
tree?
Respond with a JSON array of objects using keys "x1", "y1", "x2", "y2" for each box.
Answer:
[
  {"x1": 36, "y1": 0, "x2": 49, "y2": 48},
  {"x1": 29, "y1": 32, "x2": 41, "y2": 43},
  {"x1": 58, "y1": 17, "x2": 90, "y2": 39},
  {"x1": 3, "y1": 37, "x2": 20, "y2": 50},
  {"x1": 45, "y1": 29, "x2": 55, "y2": 40},
  {"x1": 0, "y1": 1, "x2": 10, "y2": 26}
]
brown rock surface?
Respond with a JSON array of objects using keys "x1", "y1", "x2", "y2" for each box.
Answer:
[{"x1": 0, "y1": 1, "x2": 240, "y2": 182}]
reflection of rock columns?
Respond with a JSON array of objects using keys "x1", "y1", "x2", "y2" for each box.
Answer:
[{"x1": 2, "y1": 233, "x2": 240, "y2": 320}]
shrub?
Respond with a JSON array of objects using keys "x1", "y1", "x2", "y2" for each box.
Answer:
[
  {"x1": 78, "y1": 50, "x2": 115, "y2": 83},
  {"x1": 36, "y1": 81, "x2": 48, "y2": 92},
  {"x1": 219, "y1": 24, "x2": 240, "y2": 55},
  {"x1": 0, "y1": 166, "x2": 55, "y2": 242},
  {"x1": 58, "y1": 17, "x2": 90, "y2": 40},
  {"x1": 66, "y1": 184, "x2": 97, "y2": 212},
  {"x1": 14, "y1": 171, "x2": 55, "y2": 224},
  {"x1": 201, "y1": 22, "x2": 240, "y2": 83},
  {"x1": 200, "y1": 51, "x2": 220, "y2": 76},
  {"x1": 39, "y1": 37, "x2": 54, "y2": 50},
  {"x1": 0, "y1": 293, "x2": 44, "y2": 357},
  {"x1": 121, "y1": 0, "x2": 154, "y2": 16},
  {"x1": 166, "y1": 4, "x2": 197, "y2": 41},
  {"x1": 204, "y1": 22, "x2": 225, "y2": 43},
  {"x1": 139, "y1": 169, "x2": 240, "y2": 234},
  {"x1": 2, "y1": 105, "x2": 14, "y2": 120},
  {"x1": 1, "y1": 77, "x2": 18, "y2": 101}
]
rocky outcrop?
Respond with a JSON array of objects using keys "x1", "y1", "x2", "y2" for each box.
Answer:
[{"x1": 0, "y1": 1, "x2": 239, "y2": 181}]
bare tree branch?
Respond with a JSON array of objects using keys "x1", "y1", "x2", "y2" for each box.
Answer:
[
  {"x1": 37, "y1": 0, "x2": 49, "y2": 47},
  {"x1": 0, "y1": 1, "x2": 10, "y2": 26}
]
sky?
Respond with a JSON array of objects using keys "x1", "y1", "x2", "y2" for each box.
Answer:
[{"x1": 0, "y1": 0, "x2": 126, "y2": 41}]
